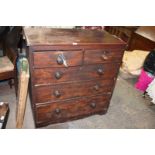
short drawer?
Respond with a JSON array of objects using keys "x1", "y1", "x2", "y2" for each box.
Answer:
[
  {"x1": 34, "y1": 79, "x2": 114, "y2": 103},
  {"x1": 36, "y1": 95, "x2": 110, "y2": 126},
  {"x1": 84, "y1": 49, "x2": 123, "y2": 64},
  {"x1": 33, "y1": 50, "x2": 83, "y2": 68},
  {"x1": 33, "y1": 63, "x2": 120, "y2": 85}
]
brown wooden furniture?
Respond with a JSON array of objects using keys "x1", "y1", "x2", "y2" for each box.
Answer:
[
  {"x1": 0, "y1": 27, "x2": 22, "y2": 98},
  {"x1": 105, "y1": 26, "x2": 138, "y2": 50},
  {"x1": 24, "y1": 27, "x2": 126, "y2": 128},
  {"x1": 128, "y1": 26, "x2": 155, "y2": 51},
  {"x1": 0, "y1": 102, "x2": 9, "y2": 129},
  {"x1": 0, "y1": 47, "x2": 17, "y2": 94}
]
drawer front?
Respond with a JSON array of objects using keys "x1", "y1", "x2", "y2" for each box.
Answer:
[
  {"x1": 34, "y1": 79, "x2": 114, "y2": 103},
  {"x1": 36, "y1": 95, "x2": 110, "y2": 125},
  {"x1": 34, "y1": 63, "x2": 120, "y2": 85},
  {"x1": 84, "y1": 49, "x2": 123, "y2": 64},
  {"x1": 33, "y1": 50, "x2": 83, "y2": 68}
]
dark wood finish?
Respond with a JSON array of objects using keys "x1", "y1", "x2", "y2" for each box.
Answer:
[
  {"x1": 34, "y1": 63, "x2": 120, "y2": 85},
  {"x1": 34, "y1": 79, "x2": 114, "y2": 103},
  {"x1": 36, "y1": 94, "x2": 110, "y2": 127},
  {"x1": 84, "y1": 49, "x2": 123, "y2": 64},
  {"x1": 23, "y1": 28, "x2": 125, "y2": 46},
  {"x1": 128, "y1": 26, "x2": 155, "y2": 51},
  {"x1": 105, "y1": 26, "x2": 138, "y2": 50},
  {"x1": 24, "y1": 28, "x2": 126, "y2": 128},
  {"x1": 33, "y1": 50, "x2": 83, "y2": 68},
  {"x1": 0, "y1": 71, "x2": 14, "y2": 79}
]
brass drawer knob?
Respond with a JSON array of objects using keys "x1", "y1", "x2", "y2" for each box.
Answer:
[
  {"x1": 94, "y1": 85, "x2": 100, "y2": 91},
  {"x1": 54, "y1": 90, "x2": 61, "y2": 98},
  {"x1": 97, "y1": 68, "x2": 104, "y2": 75},
  {"x1": 90, "y1": 102, "x2": 96, "y2": 108},
  {"x1": 55, "y1": 108, "x2": 61, "y2": 114},
  {"x1": 55, "y1": 71, "x2": 63, "y2": 79}
]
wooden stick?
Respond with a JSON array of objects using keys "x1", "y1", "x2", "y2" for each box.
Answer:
[{"x1": 16, "y1": 58, "x2": 29, "y2": 128}]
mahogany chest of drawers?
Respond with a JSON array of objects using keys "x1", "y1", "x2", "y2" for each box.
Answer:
[{"x1": 24, "y1": 28, "x2": 126, "y2": 128}]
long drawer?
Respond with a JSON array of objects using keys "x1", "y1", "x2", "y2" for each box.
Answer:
[
  {"x1": 84, "y1": 49, "x2": 123, "y2": 64},
  {"x1": 36, "y1": 94, "x2": 110, "y2": 126},
  {"x1": 33, "y1": 50, "x2": 83, "y2": 68},
  {"x1": 33, "y1": 63, "x2": 120, "y2": 85},
  {"x1": 34, "y1": 79, "x2": 114, "y2": 103}
]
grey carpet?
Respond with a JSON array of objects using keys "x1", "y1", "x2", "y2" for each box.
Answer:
[{"x1": 0, "y1": 76, "x2": 155, "y2": 129}]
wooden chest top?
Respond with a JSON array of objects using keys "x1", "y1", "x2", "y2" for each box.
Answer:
[{"x1": 23, "y1": 27, "x2": 126, "y2": 46}]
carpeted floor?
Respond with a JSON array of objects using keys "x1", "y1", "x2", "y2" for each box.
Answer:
[{"x1": 1, "y1": 76, "x2": 155, "y2": 129}]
